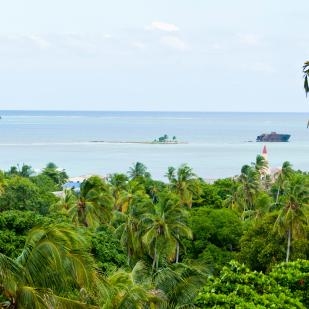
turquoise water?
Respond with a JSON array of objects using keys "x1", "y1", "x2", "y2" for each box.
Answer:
[{"x1": 0, "y1": 111, "x2": 308, "y2": 179}]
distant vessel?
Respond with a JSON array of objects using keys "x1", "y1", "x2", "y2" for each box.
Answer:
[{"x1": 256, "y1": 132, "x2": 290, "y2": 142}]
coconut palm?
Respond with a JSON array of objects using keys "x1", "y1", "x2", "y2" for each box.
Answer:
[
  {"x1": 303, "y1": 61, "x2": 309, "y2": 96},
  {"x1": 0, "y1": 224, "x2": 99, "y2": 308},
  {"x1": 166, "y1": 164, "x2": 199, "y2": 208},
  {"x1": 142, "y1": 193, "x2": 192, "y2": 271},
  {"x1": 100, "y1": 261, "x2": 163, "y2": 309},
  {"x1": 253, "y1": 154, "x2": 269, "y2": 177},
  {"x1": 303, "y1": 61, "x2": 309, "y2": 127},
  {"x1": 41, "y1": 162, "x2": 68, "y2": 187},
  {"x1": 165, "y1": 167, "x2": 176, "y2": 183},
  {"x1": 69, "y1": 176, "x2": 114, "y2": 227},
  {"x1": 52, "y1": 188, "x2": 77, "y2": 213},
  {"x1": 238, "y1": 165, "x2": 260, "y2": 213},
  {"x1": 117, "y1": 180, "x2": 147, "y2": 213},
  {"x1": 144, "y1": 178, "x2": 166, "y2": 204},
  {"x1": 274, "y1": 161, "x2": 293, "y2": 205},
  {"x1": 253, "y1": 155, "x2": 271, "y2": 190},
  {"x1": 114, "y1": 195, "x2": 151, "y2": 265},
  {"x1": 7, "y1": 164, "x2": 34, "y2": 177},
  {"x1": 108, "y1": 173, "x2": 129, "y2": 210},
  {"x1": 274, "y1": 174, "x2": 309, "y2": 262},
  {"x1": 128, "y1": 162, "x2": 149, "y2": 179},
  {"x1": 153, "y1": 262, "x2": 208, "y2": 308}
]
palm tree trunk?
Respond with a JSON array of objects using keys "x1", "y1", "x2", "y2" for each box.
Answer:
[
  {"x1": 152, "y1": 243, "x2": 157, "y2": 270},
  {"x1": 275, "y1": 187, "x2": 280, "y2": 205},
  {"x1": 286, "y1": 228, "x2": 291, "y2": 263},
  {"x1": 127, "y1": 248, "x2": 131, "y2": 266},
  {"x1": 176, "y1": 241, "x2": 180, "y2": 263},
  {"x1": 156, "y1": 254, "x2": 159, "y2": 271}
]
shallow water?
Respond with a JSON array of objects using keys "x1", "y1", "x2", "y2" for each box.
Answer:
[{"x1": 0, "y1": 111, "x2": 308, "y2": 179}]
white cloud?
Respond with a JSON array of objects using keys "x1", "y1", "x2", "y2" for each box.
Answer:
[
  {"x1": 160, "y1": 36, "x2": 188, "y2": 51},
  {"x1": 27, "y1": 35, "x2": 51, "y2": 49},
  {"x1": 146, "y1": 21, "x2": 179, "y2": 32},
  {"x1": 131, "y1": 41, "x2": 146, "y2": 50},
  {"x1": 237, "y1": 33, "x2": 261, "y2": 47},
  {"x1": 240, "y1": 62, "x2": 275, "y2": 73}
]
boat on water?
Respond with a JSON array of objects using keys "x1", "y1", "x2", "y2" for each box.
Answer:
[{"x1": 256, "y1": 132, "x2": 291, "y2": 142}]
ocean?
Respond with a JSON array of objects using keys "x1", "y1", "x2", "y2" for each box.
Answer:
[{"x1": 0, "y1": 111, "x2": 308, "y2": 179}]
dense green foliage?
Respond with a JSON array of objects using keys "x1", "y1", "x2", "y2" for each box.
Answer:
[
  {"x1": 0, "y1": 159, "x2": 308, "y2": 308},
  {"x1": 195, "y1": 260, "x2": 305, "y2": 308}
]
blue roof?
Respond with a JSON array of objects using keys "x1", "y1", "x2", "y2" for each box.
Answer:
[{"x1": 63, "y1": 181, "x2": 81, "y2": 190}]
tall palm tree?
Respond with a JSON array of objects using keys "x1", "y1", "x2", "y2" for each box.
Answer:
[
  {"x1": 274, "y1": 174, "x2": 309, "y2": 262},
  {"x1": 108, "y1": 173, "x2": 129, "y2": 210},
  {"x1": 166, "y1": 164, "x2": 199, "y2": 208},
  {"x1": 253, "y1": 155, "x2": 270, "y2": 190},
  {"x1": 117, "y1": 180, "x2": 147, "y2": 213},
  {"x1": 237, "y1": 165, "x2": 260, "y2": 215},
  {"x1": 128, "y1": 162, "x2": 149, "y2": 179},
  {"x1": 52, "y1": 188, "x2": 77, "y2": 213},
  {"x1": 0, "y1": 224, "x2": 99, "y2": 308},
  {"x1": 303, "y1": 61, "x2": 309, "y2": 96},
  {"x1": 274, "y1": 161, "x2": 293, "y2": 205},
  {"x1": 254, "y1": 154, "x2": 269, "y2": 176},
  {"x1": 142, "y1": 193, "x2": 192, "y2": 271},
  {"x1": 114, "y1": 196, "x2": 151, "y2": 265},
  {"x1": 69, "y1": 176, "x2": 114, "y2": 227},
  {"x1": 303, "y1": 61, "x2": 309, "y2": 127}
]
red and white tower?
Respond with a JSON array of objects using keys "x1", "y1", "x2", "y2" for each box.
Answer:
[{"x1": 262, "y1": 145, "x2": 268, "y2": 160}]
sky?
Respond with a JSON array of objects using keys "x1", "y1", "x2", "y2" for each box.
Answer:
[{"x1": 0, "y1": 0, "x2": 308, "y2": 112}]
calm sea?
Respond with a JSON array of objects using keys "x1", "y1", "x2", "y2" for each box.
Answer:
[{"x1": 0, "y1": 111, "x2": 308, "y2": 179}]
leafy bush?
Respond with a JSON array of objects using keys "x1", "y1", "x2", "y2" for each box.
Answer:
[
  {"x1": 270, "y1": 260, "x2": 309, "y2": 307},
  {"x1": 91, "y1": 226, "x2": 127, "y2": 273},
  {"x1": 195, "y1": 260, "x2": 305, "y2": 308}
]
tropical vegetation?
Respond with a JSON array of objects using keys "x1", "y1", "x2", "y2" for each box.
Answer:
[{"x1": 0, "y1": 159, "x2": 308, "y2": 308}]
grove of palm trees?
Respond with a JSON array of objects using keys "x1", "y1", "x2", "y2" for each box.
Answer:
[{"x1": 0, "y1": 159, "x2": 308, "y2": 308}]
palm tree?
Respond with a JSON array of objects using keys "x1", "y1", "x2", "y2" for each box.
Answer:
[
  {"x1": 100, "y1": 262, "x2": 163, "y2": 308},
  {"x1": 142, "y1": 193, "x2": 192, "y2": 271},
  {"x1": 166, "y1": 164, "x2": 199, "y2": 208},
  {"x1": 52, "y1": 188, "x2": 77, "y2": 213},
  {"x1": 128, "y1": 162, "x2": 149, "y2": 179},
  {"x1": 114, "y1": 196, "x2": 151, "y2": 265},
  {"x1": 274, "y1": 174, "x2": 309, "y2": 262},
  {"x1": 303, "y1": 61, "x2": 309, "y2": 127},
  {"x1": 69, "y1": 176, "x2": 114, "y2": 227},
  {"x1": 153, "y1": 262, "x2": 208, "y2": 308},
  {"x1": 165, "y1": 167, "x2": 176, "y2": 183},
  {"x1": 253, "y1": 155, "x2": 269, "y2": 185},
  {"x1": 0, "y1": 224, "x2": 99, "y2": 308},
  {"x1": 7, "y1": 164, "x2": 34, "y2": 177},
  {"x1": 303, "y1": 61, "x2": 309, "y2": 96},
  {"x1": 144, "y1": 178, "x2": 165, "y2": 204},
  {"x1": 237, "y1": 165, "x2": 260, "y2": 215},
  {"x1": 274, "y1": 161, "x2": 293, "y2": 205},
  {"x1": 108, "y1": 173, "x2": 129, "y2": 210},
  {"x1": 41, "y1": 162, "x2": 68, "y2": 187},
  {"x1": 117, "y1": 180, "x2": 147, "y2": 213}
]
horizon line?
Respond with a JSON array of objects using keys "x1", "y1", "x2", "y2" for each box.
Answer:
[{"x1": 0, "y1": 109, "x2": 309, "y2": 114}]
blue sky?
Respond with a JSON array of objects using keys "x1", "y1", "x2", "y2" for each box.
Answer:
[{"x1": 0, "y1": 0, "x2": 308, "y2": 111}]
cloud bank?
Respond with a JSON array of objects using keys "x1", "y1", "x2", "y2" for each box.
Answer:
[{"x1": 145, "y1": 21, "x2": 179, "y2": 32}]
